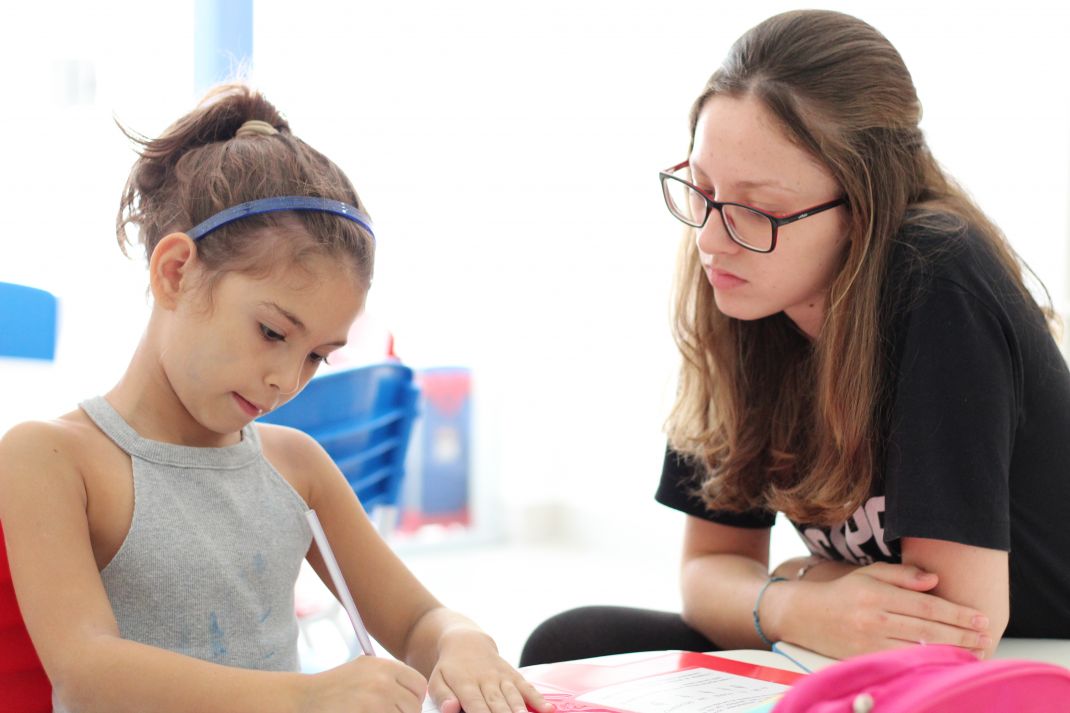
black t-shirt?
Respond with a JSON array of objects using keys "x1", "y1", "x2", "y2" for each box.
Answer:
[{"x1": 655, "y1": 225, "x2": 1070, "y2": 638}]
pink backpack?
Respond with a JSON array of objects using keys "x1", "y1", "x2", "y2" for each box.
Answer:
[{"x1": 773, "y1": 644, "x2": 1070, "y2": 713}]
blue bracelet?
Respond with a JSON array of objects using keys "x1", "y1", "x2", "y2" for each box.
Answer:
[{"x1": 752, "y1": 576, "x2": 787, "y2": 648}]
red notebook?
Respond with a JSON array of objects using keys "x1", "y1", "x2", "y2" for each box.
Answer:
[{"x1": 522, "y1": 652, "x2": 804, "y2": 713}]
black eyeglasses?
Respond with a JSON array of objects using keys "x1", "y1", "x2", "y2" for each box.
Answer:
[{"x1": 659, "y1": 160, "x2": 847, "y2": 253}]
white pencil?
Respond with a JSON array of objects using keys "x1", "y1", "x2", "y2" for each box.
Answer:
[{"x1": 305, "y1": 509, "x2": 377, "y2": 656}]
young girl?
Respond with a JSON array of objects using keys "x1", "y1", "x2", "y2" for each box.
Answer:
[
  {"x1": 522, "y1": 10, "x2": 1070, "y2": 666},
  {"x1": 0, "y1": 84, "x2": 551, "y2": 713}
]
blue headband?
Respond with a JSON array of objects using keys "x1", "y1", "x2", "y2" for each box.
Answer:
[{"x1": 186, "y1": 196, "x2": 375, "y2": 242}]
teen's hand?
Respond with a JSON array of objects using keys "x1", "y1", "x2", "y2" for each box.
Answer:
[
  {"x1": 304, "y1": 656, "x2": 427, "y2": 713},
  {"x1": 771, "y1": 555, "x2": 857, "y2": 583},
  {"x1": 777, "y1": 562, "x2": 991, "y2": 659},
  {"x1": 427, "y1": 630, "x2": 554, "y2": 713}
]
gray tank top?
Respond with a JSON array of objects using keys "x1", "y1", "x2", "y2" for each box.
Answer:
[{"x1": 57, "y1": 397, "x2": 313, "y2": 709}]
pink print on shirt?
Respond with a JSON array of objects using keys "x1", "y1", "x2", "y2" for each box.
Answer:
[{"x1": 798, "y1": 496, "x2": 892, "y2": 565}]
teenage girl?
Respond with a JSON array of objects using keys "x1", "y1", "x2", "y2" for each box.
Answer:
[
  {"x1": 0, "y1": 83, "x2": 551, "y2": 713},
  {"x1": 521, "y1": 9, "x2": 1070, "y2": 666}
]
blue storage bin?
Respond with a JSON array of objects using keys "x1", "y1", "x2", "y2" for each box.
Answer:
[
  {"x1": 258, "y1": 363, "x2": 419, "y2": 515},
  {"x1": 0, "y1": 282, "x2": 58, "y2": 361}
]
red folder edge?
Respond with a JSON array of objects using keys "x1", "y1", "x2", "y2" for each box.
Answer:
[{"x1": 522, "y1": 652, "x2": 805, "y2": 712}]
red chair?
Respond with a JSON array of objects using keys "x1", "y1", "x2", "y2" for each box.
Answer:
[
  {"x1": 0, "y1": 280, "x2": 55, "y2": 709},
  {"x1": 0, "y1": 521, "x2": 51, "y2": 712}
]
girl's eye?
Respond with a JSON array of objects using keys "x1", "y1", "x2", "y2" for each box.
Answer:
[
  {"x1": 261, "y1": 323, "x2": 330, "y2": 365},
  {"x1": 260, "y1": 324, "x2": 285, "y2": 342}
]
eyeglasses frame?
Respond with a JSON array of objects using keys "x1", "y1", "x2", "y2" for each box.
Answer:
[{"x1": 659, "y1": 160, "x2": 847, "y2": 254}]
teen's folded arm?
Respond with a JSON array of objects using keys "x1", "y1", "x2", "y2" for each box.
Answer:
[
  {"x1": 679, "y1": 516, "x2": 775, "y2": 651},
  {"x1": 900, "y1": 536, "x2": 1009, "y2": 657}
]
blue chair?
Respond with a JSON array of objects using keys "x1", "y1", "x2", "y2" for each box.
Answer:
[
  {"x1": 259, "y1": 363, "x2": 419, "y2": 528},
  {"x1": 0, "y1": 282, "x2": 58, "y2": 361}
]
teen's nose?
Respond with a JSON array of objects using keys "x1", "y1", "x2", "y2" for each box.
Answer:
[{"x1": 696, "y1": 212, "x2": 741, "y2": 256}]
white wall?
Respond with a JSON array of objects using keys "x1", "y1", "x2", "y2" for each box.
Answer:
[
  {"x1": 1, "y1": 2, "x2": 195, "y2": 426},
  {"x1": 252, "y1": 0, "x2": 1070, "y2": 553},
  {"x1": 2, "y1": 1, "x2": 1068, "y2": 561}
]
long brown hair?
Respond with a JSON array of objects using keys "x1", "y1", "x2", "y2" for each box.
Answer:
[
  {"x1": 117, "y1": 83, "x2": 373, "y2": 293},
  {"x1": 666, "y1": 10, "x2": 1040, "y2": 525}
]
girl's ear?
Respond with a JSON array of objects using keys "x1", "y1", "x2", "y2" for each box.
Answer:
[{"x1": 149, "y1": 233, "x2": 199, "y2": 310}]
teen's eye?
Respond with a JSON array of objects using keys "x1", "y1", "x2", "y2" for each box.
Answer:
[
  {"x1": 260, "y1": 324, "x2": 285, "y2": 342},
  {"x1": 694, "y1": 183, "x2": 716, "y2": 199},
  {"x1": 308, "y1": 352, "x2": 330, "y2": 365}
]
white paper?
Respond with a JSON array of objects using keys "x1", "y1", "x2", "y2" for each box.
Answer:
[{"x1": 575, "y1": 667, "x2": 788, "y2": 713}]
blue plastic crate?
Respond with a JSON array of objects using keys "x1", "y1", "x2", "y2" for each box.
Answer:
[
  {"x1": 259, "y1": 363, "x2": 419, "y2": 513},
  {"x1": 0, "y1": 282, "x2": 58, "y2": 361}
]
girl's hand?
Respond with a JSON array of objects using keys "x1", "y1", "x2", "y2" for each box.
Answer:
[
  {"x1": 304, "y1": 656, "x2": 427, "y2": 713},
  {"x1": 778, "y1": 562, "x2": 991, "y2": 659},
  {"x1": 427, "y1": 630, "x2": 554, "y2": 713}
]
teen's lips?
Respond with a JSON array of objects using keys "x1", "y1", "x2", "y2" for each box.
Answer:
[
  {"x1": 233, "y1": 392, "x2": 265, "y2": 418},
  {"x1": 707, "y1": 267, "x2": 747, "y2": 289}
]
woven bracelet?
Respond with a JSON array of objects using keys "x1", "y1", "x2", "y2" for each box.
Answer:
[{"x1": 752, "y1": 576, "x2": 787, "y2": 648}]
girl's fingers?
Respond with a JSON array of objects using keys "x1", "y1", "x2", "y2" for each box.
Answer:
[
  {"x1": 397, "y1": 668, "x2": 430, "y2": 701},
  {"x1": 516, "y1": 678, "x2": 554, "y2": 713},
  {"x1": 478, "y1": 680, "x2": 513, "y2": 713},
  {"x1": 500, "y1": 680, "x2": 530, "y2": 713},
  {"x1": 457, "y1": 689, "x2": 492, "y2": 713},
  {"x1": 470, "y1": 676, "x2": 550, "y2": 713},
  {"x1": 427, "y1": 656, "x2": 552, "y2": 713},
  {"x1": 427, "y1": 676, "x2": 461, "y2": 713}
]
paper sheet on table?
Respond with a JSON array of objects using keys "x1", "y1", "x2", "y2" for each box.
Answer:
[
  {"x1": 575, "y1": 667, "x2": 788, "y2": 712},
  {"x1": 420, "y1": 649, "x2": 801, "y2": 713}
]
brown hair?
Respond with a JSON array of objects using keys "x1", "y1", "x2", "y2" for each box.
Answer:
[
  {"x1": 117, "y1": 83, "x2": 373, "y2": 292},
  {"x1": 666, "y1": 10, "x2": 1043, "y2": 525}
]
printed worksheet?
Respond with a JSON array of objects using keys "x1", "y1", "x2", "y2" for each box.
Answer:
[{"x1": 574, "y1": 667, "x2": 788, "y2": 712}]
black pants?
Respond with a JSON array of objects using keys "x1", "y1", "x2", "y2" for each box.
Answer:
[{"x1": 519, "y1": 605, "x2": 718, "y2": 666}]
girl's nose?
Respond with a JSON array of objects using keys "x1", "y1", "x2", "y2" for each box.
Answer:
[{"x1": 267, "y1": 357, "x2": 303, "y2": 396}]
